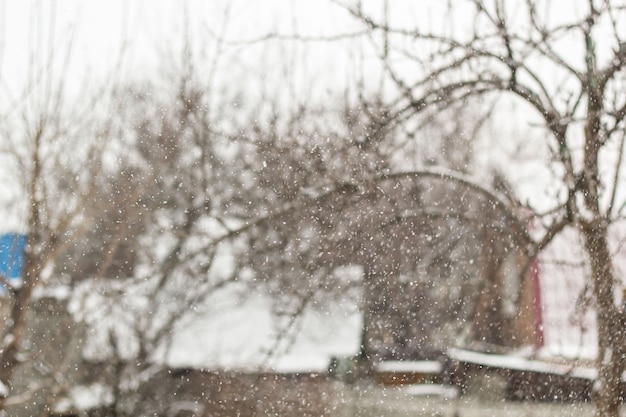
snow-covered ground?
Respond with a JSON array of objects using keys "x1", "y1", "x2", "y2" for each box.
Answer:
[
  {"x1": 167, "y1": 293, "x2": 362, "y2": 372},
  {"x1": 335, "y1": 386, "x2": 598, "y2": 417}
]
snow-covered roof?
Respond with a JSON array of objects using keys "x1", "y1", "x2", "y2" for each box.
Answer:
[
  {"x1": 448, "y1": 348, "x2": 597, "y2": 380},
  {"x1": 401, "y1": 384, "x2": 458, "y2": 398},
  {"x1": 375, "y1": 361, "x2": 442, "y2": 374}
]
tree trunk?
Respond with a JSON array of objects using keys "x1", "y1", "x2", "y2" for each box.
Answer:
[
  {"x1": 0, "y1": 130, "x2": 44, "y2": 411},
  {"x1": 0, "y1": 248, "x2": 42, "y2": 411},
  {"x1": 582, "y1": 220, "x2": 625, "y2": 417}
]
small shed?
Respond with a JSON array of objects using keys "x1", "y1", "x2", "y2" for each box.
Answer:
[{"x1": 448, "y1": 348, "x2": 598, "y2": 402}]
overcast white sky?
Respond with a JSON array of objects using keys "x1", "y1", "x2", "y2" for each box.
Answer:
[
  {"x1": 0, "y1": 1, "x2": 362, "y2": 94},
  {"x1": 1, "y1": 0, "x2": 624, "y2": 218},
  {"x1": 1, "y1": 0, "x2": 610, "y2": 102}
]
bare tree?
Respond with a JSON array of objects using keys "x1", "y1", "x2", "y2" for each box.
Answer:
[
  {"x1": 228, "y1": 92, "x2": 528, "y2": 370},
  {"x1": 0, "y1": 44, "x2": 120, "y2": 417},
  {"x1": 336, "y1": 0, "x2": 626, "y2": 415},
  {"x1": 56, "y1": 31, "x2": 258, "y2": 414}
]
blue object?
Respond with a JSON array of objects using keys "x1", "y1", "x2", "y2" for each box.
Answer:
[{"x1": 0, "y1": 233, "x2": 28, "y2": 281}]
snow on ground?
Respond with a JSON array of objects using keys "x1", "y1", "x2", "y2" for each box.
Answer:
[
  {"x1": 53, "y1": 384, "x2": 113, "y2": 415},
  {"x1": 167, "y1": 292, "x2": 362, "y2": 372}
]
